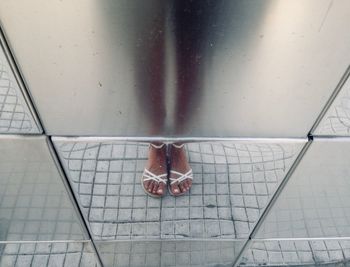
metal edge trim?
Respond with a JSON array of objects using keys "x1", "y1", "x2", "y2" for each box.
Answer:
[
  {"x1": 251, "y1": 237, "x2": 350, "y2": 241},
  {"x1": 0, "y1": 134, "x2": 44, "y2": 140},
  {"x1": 0, "y1": 240, "x2": 92, "y2": 244},
  {"x1": 51, "y1": 136, "x2": 307, "y2": 144},
  {"x1": 312, "y1": 136, "x2": 350, "y2": 142},
  {"x1": 93, "y1": 238, "x2": 248, "y2": 244}
]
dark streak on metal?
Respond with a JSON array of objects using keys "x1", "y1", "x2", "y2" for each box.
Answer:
[{"x1": 318, "y1": 0, "x2": 334, "y2": 32}]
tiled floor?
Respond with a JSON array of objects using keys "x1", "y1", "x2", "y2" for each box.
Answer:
[
  {"x1": 96, "y1": 240, "x2": 244, "y2": 267},
  {"x1": 239, "y1": 240, "x2": 350, "y2": 266},
  {"x1": 54, "y1": 141, "x2": 303, "y2": 240},
  {"x1": 0, "y1": 242, "x2": 99, "y2": 267}
]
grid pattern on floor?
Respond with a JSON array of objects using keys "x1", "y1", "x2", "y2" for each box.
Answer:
[
  {"x1": 239, "y1": 240, "x2": 350, "y2": 266},
  {"x1": 54, "y1": 141, "x2": 302, "y2": 240},
  {"x1": 0, "y1": 160, "x2": 85, "y2": 241},
  {"x1": 315, "y1": 76, "x2": 350, "y2": 136},
  {"x1": 0, "y1": 47, "x2": 38, "y2": 134},
  {"x1": 0, "y1": 242, "x2": 99, "y2": 267},
  {"x1": 97, "y1": 240, "x2": 243, "y2": 267}
]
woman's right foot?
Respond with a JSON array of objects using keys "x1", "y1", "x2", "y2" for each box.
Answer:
[
  {"x1": 142, "y1": 143, "x2": 167, "y2": 197},
  {"x1": 169, "y1": 143, "x2": 193, "y2": 196}
]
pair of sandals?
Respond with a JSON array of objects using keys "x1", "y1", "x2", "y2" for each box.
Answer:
[{"x1": 141, "y1": 143, "x2": 193, "y2": 198}]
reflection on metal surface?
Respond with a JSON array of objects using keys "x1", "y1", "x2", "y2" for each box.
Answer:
[
  {"x1": 255, "y1": 139, "x2": 350, "y2": 238},
  {"x1": 315, "y1": 75, "x2": 350, "y2": 136},
  {"x1": 53, "y1": 139, "x2": 304, "y2": 240},
  {"x1": 0, "y1": 136, "x2": 85, "y2": 241},
  {"x1": 96, "y1": 240, "x2": 244, "y2": 267},
  {"x1": 1, "y1": 1, "x2": 349, "y2": 136},
  {"x1": 0, "y1": 44, "x2": 40, "y2": 134},
  {"x1": 238, "y1": 239, "x2": 350, "y2": 266},
  {"x1": 0, "y1": 242, "x2": 99, "y2": 267}
]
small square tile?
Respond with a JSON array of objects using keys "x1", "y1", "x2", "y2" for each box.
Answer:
[
  {"x1": 190, "y1": 207, "x2": 204, "y2": 219},
  {"x1": 119, "y1": 197, "x2": 133, "y2": 208},
  {"x1": 105, "y1": 196, "x2": 119, "y2": 208},
  {"x1": 118, "y1": 209, "x2": 132, "y2": 221},
  {"x1": 109, "y1": 161, "x2": 123, "y2": 172}
]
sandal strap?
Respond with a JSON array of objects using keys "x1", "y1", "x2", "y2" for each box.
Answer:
[
  {"x1": 172, "y1": 143, "x2": 185, "y2": 149},
  {"x1": 143, "y1": 169, "x2": 167, "y2": 184},
  {"x1": 169, "y1": 169, "x2": 193, "y2": 185},
  {"x1": 150, "y1": 143, "x2": 165, "y2": 149}
]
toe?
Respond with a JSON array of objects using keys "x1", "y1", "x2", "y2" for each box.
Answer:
[
  {"x1": 144, "y1": 180, "x2": 151, "y2": 191},
  {"x1": 179, "y1": 182, "x2": 186, "y2": 193},
  {"x1": 184, "y1": 180, "x2": 190, "y2": 190},
  {"x1": 152, "y1": 183, "x2": 159, "y2": 194},
  {"x1": 187, "y1": 179, "x2": 192, "y2": 189},
  {"x1": 148, "y1": 181, "x2": 155, "y2": 193},
  {"x1": 171, "y1": 183, "x2": 181, "y2": 195},
  {"x1": 157, "y1": 182, "x2": 165, "y2": 195}
]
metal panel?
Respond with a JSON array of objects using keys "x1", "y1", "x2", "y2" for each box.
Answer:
[
  {"x1": 238, "y1": 239, "x2": 350, "y2": 266},
  {"x1": 1, "y1": 0, "x2": 349, "y2": 137},
  {"x1": 255, "y1": 138, "x2": 350, "y2": 238},
  {"x1": 0, "y1": 241, "x2": 100, "y2": 267},
  {"x1": 96, "y1": 240, "x2": 244, "y2": 267},
  {"x1": 0, "y1": 41, "x2": 40, "y2": 134},
  {"x1": 0, "y1": 136, "x2": 86, "y2": 241},
  {"x1": 315, "y1": 73, "x2": 350, "y2": 136},
  {"x1": 53, "y1": 138, "x2": 304, "y2": 240}
]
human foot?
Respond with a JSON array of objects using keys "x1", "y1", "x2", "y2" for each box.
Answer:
[
  {"x1": 169, "y1": 143, "x2": 193, "y2": 196},
  {"x1": 141, "y1": 143, "x2": 167, "y2": 197}
]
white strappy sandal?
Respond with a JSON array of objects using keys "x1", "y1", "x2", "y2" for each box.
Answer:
[
  {"x1": 168, "y1": 143, "x2": 193, "y2": 196},
  {"x1": 141, "y1": 143, "x2": 168, "y2": 198}
]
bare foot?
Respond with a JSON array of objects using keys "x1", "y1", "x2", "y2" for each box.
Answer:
[
  {"x1": 142, "y1": 143, "x2": 167, "y2": 197},
  {"x1": 169, "y1": 143, "x2": 193, "y2": 196}
]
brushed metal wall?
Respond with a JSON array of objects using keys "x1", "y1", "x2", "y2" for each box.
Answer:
[{"x1": 1, "y1": 0, "x2": 349, "y2": 137}]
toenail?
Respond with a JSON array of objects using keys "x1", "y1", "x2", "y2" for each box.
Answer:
[
  {"x1": 174, "y1": 188, "x2": 179, "y2": 193},
  {"x1": 158, "y1": 189, "x2": 163, "y2": 193}
]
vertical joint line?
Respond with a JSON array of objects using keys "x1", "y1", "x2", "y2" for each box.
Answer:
[
  {"x1": 309, "y1": 65, "x2": 350, "y2": 136},
  {"x1": 232, "y1": 139, "x2": 312, "y2": 267},
  {"x1": 46, "y1": 136, "x2": 104, "y2": 267},
  {"x1": 0, "y1": 23, "x2": 45, "y2": 134}
]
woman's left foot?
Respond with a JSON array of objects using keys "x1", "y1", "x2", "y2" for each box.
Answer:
[
  {"x1": 141, "y1": 143, "x2": 167, "y2": 197},
  {"x1": 169, "y1": 143, "x2": 193, "y2": 196}
]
